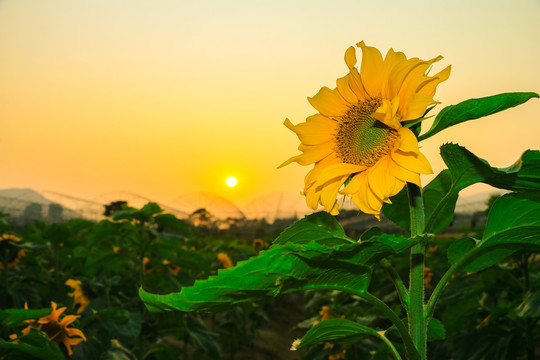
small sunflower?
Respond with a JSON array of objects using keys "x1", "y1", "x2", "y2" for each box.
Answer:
[
  {"x1": 65, "y1": 279, "x2": 91, "y2": 314},
  {"x1": 0, "y1": 233, "x2": 28, "y2": 269},
  {"x1": 163, "y1": 259, "x2": 181, "y2": 275},
  {"x1": 10, "y1": 301, "x2": 86, "y2": 356},
  {"x1": 217, "y1": 252, "x2": 233, "y2": 269},
  {"x1": 280, "y1": 42, "x2": 450, "y2": 218}
]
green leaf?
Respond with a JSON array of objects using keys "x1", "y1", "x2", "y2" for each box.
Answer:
[
  {"x1": 101, "y1": 311, "x2": 142, "y2": 343},
  {"x1": 419, "y1": 92, "x2": 539, "y2": 141},
  {"x1": 273, "y1": 212, "x2": 353, "y2": 245},
  {"x1": 455, "y1": 193, "x2": 540, "y2": 272},
  {"x1": 0, "y1": 307, "x2": 52, "y2": 327},
  {"x1": 442, "y1": 145, "x2": 540, "y2": 193},
  {"x1": 422, "y1": 170, "x2": 455, "y2": 234},
  {"x1": 140, "y1": 213, "x2": 420, "y2": 312},
  {"x1": 140, "y1": 241, "x2": 372, "y2": 312},
  {"x1": 426, "y1": 318, "x2": 446, "y2": 341},
  {"x1": 294, "y1": 318, "x2": 379, "y2": 349},
  {"x1": 479, "y1": 193, "x2": 540, "y2": 248},
  {"x1": 154, "y1": 214, "x2": 190, "y2": 235},
  {"x1": 447, "y1": 237, "x2": 476, "y2": 265},
  {"x1": 0, "y1": 329, "x2": 64, "y2": 360},
  {"x1": 381, "y1": 188, "x2": 410, "y2": 233},
  {"x1": 424, "y1": 145, "x2": 540, "y2": 233}
]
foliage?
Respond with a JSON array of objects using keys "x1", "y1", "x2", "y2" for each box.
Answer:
[{"x1": 0, "y1": 203, "x2": 270, "y2": 359}]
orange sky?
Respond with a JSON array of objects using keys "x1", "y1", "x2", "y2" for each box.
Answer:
[{"x1": 1, "y1": 0, "x2": 539, "y2": 208}]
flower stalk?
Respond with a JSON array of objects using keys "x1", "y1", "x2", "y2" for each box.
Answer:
[{"x1": 407, "y1": 182, "x2": 427, "y2": 359}]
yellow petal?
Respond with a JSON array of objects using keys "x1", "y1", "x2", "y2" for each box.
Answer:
[
  {"x1": 344, "y1": 46, "x2": 357, "y2": 70},
  {"x1": 348, "y1": 70, "x2": 369, "y2": 101},
  {"x1": 336, "y1": 75, "x2": 358, "y2": 104},
  {"x1": 350, "y1": 174, "x2": 383, "y2": 220},
  {"x1": 284, "y1": 115, "x2": 336, "y2": 146},
  {"x1": 320, "y1": 175, "x2": 349, "y2": 213},
  {"x1": 357, "y1": 41, "x2": 384, "y2": 97},
  {"x1": 340, "y1": 172, "x2": 363, "y2": 195},
  {"x1": 279, "y1": 142, "x2": 334, "y2": 168},
  {"x1": 66, "y1": 327, "x2": 87, "y2": 340},
  {"x1": 397, "y1": 56, "x2": 443, "y2": 109},
  {"x1": 365, "y1": 185, "x2": 384, "y2": 215},
  {"x1": 373, "y1": 97, "x2": 401, "y2": 129},
  {"x1": 352, "y1": 192, "x2": 378, "y2": 216},
  {"x1": 402, "y1": 93, "x2": 438, "y2": 121},
  {"x1": 308, "y1": 87, "x2": 350, "y2": 117},
  {"x1": 329, "y1": 202, "x2": 340, "y2": 215},
  {"x1": 391, "y1": 149, "x2": 433, "y2": 175},
  {"x1": 305, "y1": 184, "x2": 322, "y2": 210},
  {"x1": 366, "y1": 157, "x2": 391, "y2": 200},
  {"x1": 381, "y1": 48, "x2": 406, "y2": 98},
  {"x1": 304, "y1": 153, "x2": 340, "y2": 186},
  {"x1": 365, "y1": 156, "x2": 405, "y2": 201},
  {"x1": 388, "y1": 156, "x2": 422, "y2": 186},
  {"x1": 418, "y1": 65, "x2": 451, "y2": 97},
  {"x1": 314, "y1": 163, "x2": 365, "y2": 188},
  {"x1": 397, "y1": 127, "x2": 419, "y2": 153},
  {"x1": 60, "y1": 314, "x2": 79, "y2": 327}
]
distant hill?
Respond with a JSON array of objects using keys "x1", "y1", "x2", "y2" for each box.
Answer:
[{"x1": 0, "y1": 187, "x2": 501, "y2": 224}]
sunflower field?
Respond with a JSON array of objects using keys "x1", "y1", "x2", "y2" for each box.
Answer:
[
  {"x1": 2, "y1": 41, "x2": 540, "y2": 360},
  {"x1": 1, "y1": 197, "x2": 540, "y2": 360}
]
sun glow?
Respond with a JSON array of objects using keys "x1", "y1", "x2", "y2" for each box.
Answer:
[{"x1": 226, "y1": 176, "x2": 237, "y2": 188}]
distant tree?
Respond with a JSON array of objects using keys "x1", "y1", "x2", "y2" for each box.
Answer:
[
  {"x1": 22, "y1": 203, "x2": 43, "y2": 225},
  {"x1": 48, "y1": 203, "x2": 63, "y2": 223},
  {"x1": 189, "y1": 208, "x2": 216, "y2": 229},
  {"x1": 104, "y1": 201, "x2": 127, "y2": 217}
]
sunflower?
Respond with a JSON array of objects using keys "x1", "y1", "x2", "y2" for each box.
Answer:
[
  {"x1": 10, "y1": 301, "x2": 86, "y2": 356},
  {"x1": 65, "y1": 279, "x2": 91, "y2": 314},
  {"x1": 217, "y1": 252, "x2": 233, "y2": 269},
  {"x1": 280, "y1": 42, "x2": 450, "y2": 218},
  {"x1": 0, "y1": 233, "x2": 28, "y2": 269}
]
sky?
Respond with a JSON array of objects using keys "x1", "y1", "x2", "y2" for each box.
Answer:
[{"x1": 1, "y1": 0, "x2": 539, "y2": 209}]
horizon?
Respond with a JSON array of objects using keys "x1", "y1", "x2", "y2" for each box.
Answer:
[{"x1": 0, "y1": 186, "x2": 503, "y2": 223}]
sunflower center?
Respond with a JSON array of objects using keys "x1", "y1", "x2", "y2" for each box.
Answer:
[
  {"x1": 334, "y1": 98, "x2": 398, "y2": 167},
  {"x1": 41, "y1": 321, "x2": 67, "y2": 343}
]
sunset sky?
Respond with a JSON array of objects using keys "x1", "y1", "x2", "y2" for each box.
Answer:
[{"x1": 1, "y1": 0, "x2": 539, "y2": 209}]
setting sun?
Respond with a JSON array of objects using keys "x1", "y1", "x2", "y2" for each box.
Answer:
[{"x1": 226, "y1": 176, "x2": 237, "y2": 188}]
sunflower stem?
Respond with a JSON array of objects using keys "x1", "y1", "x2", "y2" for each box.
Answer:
[{"x1": 407, "y1": 182, "x2": 427, "y2": 360}]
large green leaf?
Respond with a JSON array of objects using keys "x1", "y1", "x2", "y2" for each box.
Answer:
[
  {"x1": 140, "y1": 213, "x2": 419, "y2": 312},
  {"x1": 423, "y1": 145, "x2": 540, "y2": 233},
  {"x1": 382, "y1": 143, "x2": 540, "y2": 233},
  {"x1": 418, "y1": 92, "x2": 538, "y2": 141},
  {"x1": 296, "y1": 318, "x2": 413, "y2": 360},
  {"x1": 272, "y1": 212, "x2": 353, "y2": 245},
  {"x1": 442, "y1": 144, "x2": 540, "y2": 193},
  {"x1": 452, "y1": 193, "x2": 540, "y2": 272},
  {"x1": 294, "y1": 318, "x2": 381, "y2": 348},
  {"x1": 140, "y1": 241, "x2": 372, "y2": 312}
]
